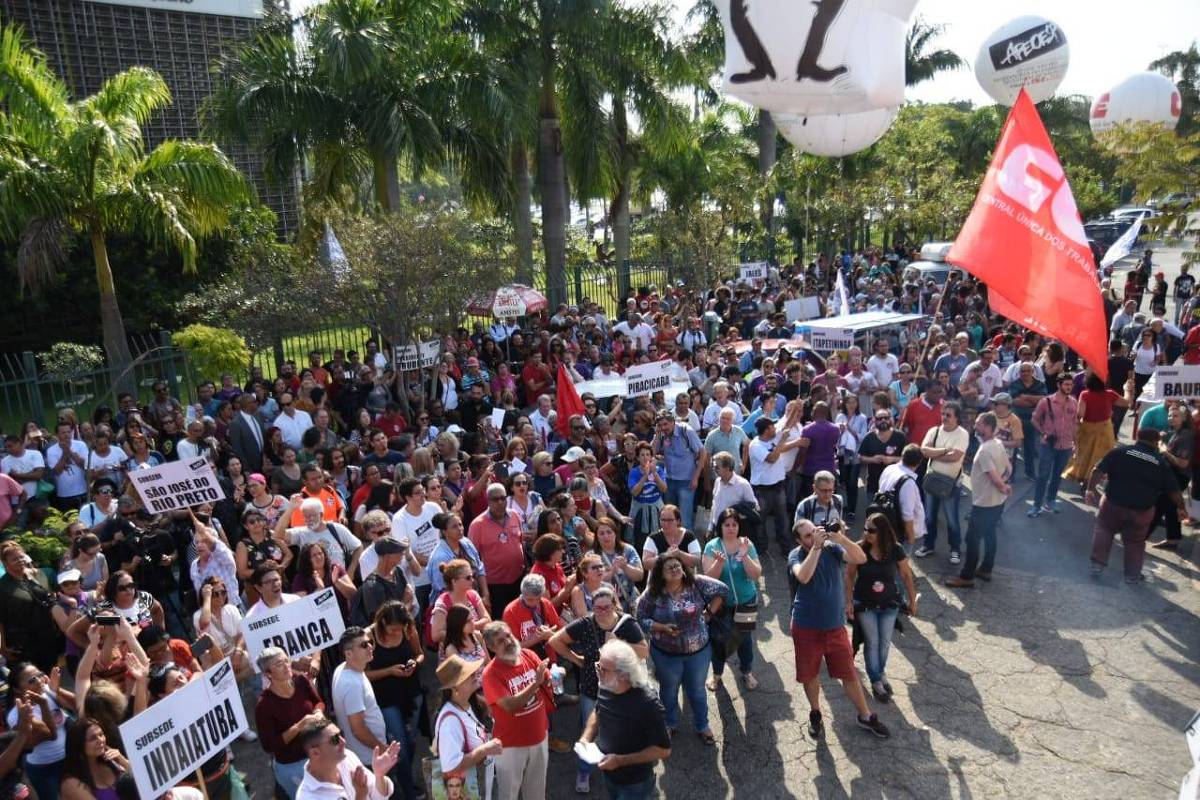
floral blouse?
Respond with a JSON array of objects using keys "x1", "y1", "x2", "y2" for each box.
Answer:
[{"x1": 635, "y1": 575, "x2": 728, "y2": 655}]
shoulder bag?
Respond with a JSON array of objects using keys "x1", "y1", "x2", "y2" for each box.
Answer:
[
  {"x1": 921, "y1": 429, "x2": 960, "y2": 498},
  {"x1": 724, "y1": 541, "x2": 759, "y2": 631},
  {"x1": 424, "y1": 709, "x2": 488, "y2": 800}
]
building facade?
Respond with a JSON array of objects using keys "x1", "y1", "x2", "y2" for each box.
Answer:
[{"x1": 0, "y1": 0, "x2": 299, "y2": 235}]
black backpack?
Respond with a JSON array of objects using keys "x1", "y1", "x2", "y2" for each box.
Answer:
[{"x1": 866, "y1": 474, "x2": 910, "y2": 534}]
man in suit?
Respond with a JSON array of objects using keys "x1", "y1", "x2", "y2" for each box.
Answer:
[{"x1": 228, "y1": 392, "x2": 266, "y2": 473}]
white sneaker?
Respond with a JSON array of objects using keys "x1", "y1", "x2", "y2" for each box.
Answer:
[
  {"x1": 913, "y1": 546, "x2": 934, "y2": 558},
  {"x1": 949, "y1": 551, "x2": 961, "y2": 565},
  {"x1": 239, "y1": 729, "x2": 259, "y2": 743}
]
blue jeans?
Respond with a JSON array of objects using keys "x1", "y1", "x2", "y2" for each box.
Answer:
[
  {"x1": 25, "y1": 759, "x2": 62, "y2": 800},
  {"x1": 710, "y1": 626, "x2": 755, "y2": 676},
  {"x1": 1033, "y1": 445, "x2": 1072, "y2": 507},
  {"x1": 961, "y1": 503, "x2": 1004, "y2": 580},
  {"x1": 273, "y1": 758, "x2": 307, "y2": 799},
  {"x1": 857, "y1": 607, "x2": 899, "y2": 683},
  {"x1": 380, "y1": 702, "x2": 422, "y2": 800},
  {"x1": 923, "y1": 484, "x2": 962, "y2": 551},
  {"x1": 577, "y1": 694, "x2": 598, "y2": 775},
  {"x1": 665, "y1": 478, "x2": 696, "y2": 530},
  {"x1": 604, "y1": 774, "x2": 657, "y2": 799},
  {"x1": 651, "y1": 643, "x2": 711, "y2": 733}
]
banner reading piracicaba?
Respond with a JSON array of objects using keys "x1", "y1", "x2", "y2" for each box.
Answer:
[
  {"x1": 120, "y1": 658, "x2": 247, "y2": 800},
  {"x1": 623, "y1": 362, "x2": 673, "y2": 398},
  {"x1": 243, "y1": 587, "x2": 347, "y2": 671},
  {"x1": 129, "y1": 458, "x2": 225, "y2": 513}
]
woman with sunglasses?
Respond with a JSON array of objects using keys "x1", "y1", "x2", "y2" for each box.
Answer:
[
  {"x1": 64, "y1": 534, "x2": 108, "y2": 594},
  {"x1": 430, "y1": 559, "x2": 490, "y2": 647},
  {"x1": 505, "y1": 471, "x2": 543, "y2": 538},
  {"x1": 236, "y1": 509, "x2": 292, "y2": 606},
  {"x1": 569, "y1": 552, "x2": 618, "y2": 620},
  {"x1": 78, "y1": 479, "x2": 118, "y2": 535},
  {"x1": 888, "y1": 363, "x2": 919, "y2": 420},
  {"x1": 845, "y1": 513, "x2": 918, "y2": 702},
  {"x1": 635, "y1": 554, "x2": 727, "y2": 745},
  {"x1": 702, "y1": 508, "x2": 762, "y2": 692},
  {"x1": 7, "y1": 661, "x2": 73, "y2": 800},
  {"x1": 69, "y1": 572, "x2": 162, "y2": 647},
  {"x1": 193, "y1": 576, "x2": 247, "y2": 673}
]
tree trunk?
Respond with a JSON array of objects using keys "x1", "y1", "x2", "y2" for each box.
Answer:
[
  {"x1": 511, "y1": 143, "x2": 534, "y2": 285},
  {"x1": 757, "y1": 110, "x2": 777, "y2": 261},
  {"x1": 372, "y1": 150, "x2": 401, "y2": 212},
  {"x1": 538, "y1": 49, "x2": 568, "y2": 308},
  {"x1": 612, "y1": 96, "x2": 632, "y2": 272},
  {"x1": 90, "y1": 227, "x2": 134, "y2": 378}
]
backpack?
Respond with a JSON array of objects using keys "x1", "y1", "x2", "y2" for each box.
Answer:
[
  {"x1": 867, "y1": 474, "x2": 910, "y2": 534},
  {"x1": 798, "y1": 494, "x2": 843, "y2": 524}
]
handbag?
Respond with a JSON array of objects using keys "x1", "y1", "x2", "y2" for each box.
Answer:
[
  {"x1": 921, "y1": 429, "x2": 960, "y2": 498},
  {"x1": 723, "y1": 541, "x2": 759, "y2": 631}
]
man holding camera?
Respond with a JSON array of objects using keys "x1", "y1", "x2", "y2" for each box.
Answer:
[{"x1": 788, "y1": 519, "x2": 889, "y2": 739}]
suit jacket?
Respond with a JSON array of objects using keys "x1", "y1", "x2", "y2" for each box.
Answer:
[{"x1": 228, "y1": 412, "x2": 265, "y2": 472}]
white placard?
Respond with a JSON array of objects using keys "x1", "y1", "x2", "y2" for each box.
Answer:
[
  {"x1": 489, "y1": 408, "x2": 506, "y2": 430},
  {"x1": 129, "y1": 458, "x2": 225, "y2": 514},
  {"x1": 120, "y1": 658, "x2": 248, "y2": 800},
  {"x1": 624, "y1": 361, "x2": 674, "y2": 398},
  {"x1": 243, "y1": 588, "x2": 347, "y2": 671},
  {"x1": 577, "y1": 375, "x2": 628, "y2": 399},
  {"x1": 509, "y1": 457, "x2": 527, "y2": 474},
  {"x1": 93, "y1": 0, "x2": 262, "y2": 17},
  {"x1": 393, "y1": 339, "x2": 441, "y2": 372},
  {"x1": 739, "y1": 262, "x2": 768, "y2": 282},
  {"x1": 1151, "y1": 366, "x2": 1200, "y2": 401},
  {"x1": 807, "y1": 326, "x2": 855, "y2": 352},
  {"x1": 785, "y1": 296, "x2": 822, "y2": 322},
  {"x1": 492, "y1": 287, "x2": 528, "y2": 319}
]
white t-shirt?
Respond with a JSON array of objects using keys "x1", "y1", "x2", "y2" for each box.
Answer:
[
  {"x1": 866, "y1": 353, "x2": 900, "y2": 387},
  {"x1": 436, "y1": 704, "x2": 489, "y2": 774},
  {"x1": 878, "y1": 463, "x2": 925, "y2": 539},
  {"x1": 748, "y1": 431, "x2": 788, "y2": 486},
  {"x1": 2, "y1": 450, "x2": 45, "y2": 496},
  {"x1": 45, "y1": 440, "x2": 89, "y2": 497},
  {"x1": 922, "y1": 425, "x2": 971, "y2": 478},
  {"x1": 1002, "y1": 361, "x2": 1044, "y2": 383},
  {"x1": 965, "y1": 361, "x2": 1004, "y2": 401},
  {"x1": 7, "y1": 694, "x2": 66, "y2": 764},
  {"x1": 87, "y1": 447, "x2": 128, "y2": 485},
  {"x1": 284, "y1": 523, "x2": 361, "y2": 570},
  {"x1": 78, "y1": 502, "x2": 112, "y2": 529},
  {"x1": 363, "y1": 501, "x2": 442, "y2": 587},
  {"x1": 193, "y1": 603, "x2": 245, "y2": 653},
  {"x1": 331, "y1": 664, "x2": 386, "y2": 764}
]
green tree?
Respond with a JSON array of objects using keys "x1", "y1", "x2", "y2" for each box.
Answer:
[
  {"x1": 905, "y1": 16, "x2": 965, "y2": 87},
  {"x1": 1108, "y1": 125, "x2": 1200, "y2": 266},
  {"x1": 0, "y1": 25, "x2": 251, "y2": 371},
  {"x1": 1150, "y1": 42, "x2": 1199, "y2": 135}
]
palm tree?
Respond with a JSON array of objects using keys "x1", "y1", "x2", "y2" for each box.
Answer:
[
  {"x1": 1150, "y1": 42, "x2": 1199, "y2": 135},
  {"x1": 0, "y1": 25, "x2": 251, "y2": 371},
  {"x1": 905, "y1": 16, "x2": 965, "y2": 87}
]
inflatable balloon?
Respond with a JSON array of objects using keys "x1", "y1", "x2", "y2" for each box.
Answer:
[
  {"x1": 775, "y1": 107, "x2": 898, "y2": 157},
  {"x1": 974, "y1": 15, "x2": 1069, "y2": 106},
  {"x1": 718, "y1": 0, "x2": 916, "y2": 116},
  {"x1": 1090, "y1": 72, "x2": 1182, "y2": 136}
]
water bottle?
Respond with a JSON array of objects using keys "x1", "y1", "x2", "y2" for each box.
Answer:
[{"x1": 549, "y1": 665, "x2": 565, "y2": 696}]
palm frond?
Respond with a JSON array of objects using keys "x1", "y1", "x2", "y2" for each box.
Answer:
[
  {"x1": 15, "y1": 215, "x2": 68, "y2": 290},
  {"x1": 0, "y1": 25, "x2": 69, "y2": 141},
  {"x1": 88, "y1": 67, "x2": 172, "y2": 127}
]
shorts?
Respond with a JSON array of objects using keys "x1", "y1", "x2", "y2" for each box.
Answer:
[{"x1": 790, "y1": 625, "x2": 855, "y2": 683}]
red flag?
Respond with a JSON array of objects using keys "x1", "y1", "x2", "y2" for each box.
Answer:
[
  {"x1": 555, "y1": 363, "x2": 586, "y2": 439},
  {"x1": 948, "y1": 88, "x2": 1108, "y2": 380}
]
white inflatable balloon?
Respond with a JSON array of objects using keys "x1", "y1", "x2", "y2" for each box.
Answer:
[
  {"x1": 775, "y1": 107, "x2": 898, "y2": 157},
  {"x1": 974, "y1": 15, "x2": 1069, "y2": 106},
  {"x1": 1090, "y1": 71, "x2": 1182, "y2": 136},
  {"x1": 718, "y1": 0, "x2": 917, "y2": 116}
]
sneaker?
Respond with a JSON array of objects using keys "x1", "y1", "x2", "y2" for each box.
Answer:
[
  {"x1": 1088, "y1": 563, "x2": 1104, "y2": 577},
  {"x1": 742, "y1": 672, "x2": 759, "y2": 690},
  {"x1": 705, "y1": 674, "x2": 721, "y2": 692},
  {"x1": 871, "y1": 681, "x2": 889, "y2": 703},
  {"x1": 238, "y1": 729, "x2": 258, "y2": 743},
  {"x1": 808, "y1": 709, "x2": 824, "y2": 739},
  {"x1": 857, "y1": 713, "x2": 891, "y2": 738},
  {"x1": 1150, "y1": 540, "x2": 1179, "y2": 550},
  {"x1": 575, "y1": 771, "x2": 591, "y2": 794},
  {"x1": 1124, "y1": 573, "x2": 1147, "y2": 584},
  {"x1": 548, "y1": 736, "x2": 572, "y2": 754},
  {"x1": 882, "y1": 681, "x2": 894, "y2": 697},
  {"x1": 1044, "y1": 500, "x2": 1061, "y2": 513},
  {"x1": 949, "y1": 550, "x2": 961, "y2": 565},
  {"x1": 913, "y1": 545, "x2": 935, "y2": 558},
  {"x1": 1026, "y1": 506, "x2": 1042, "y2": 518}
]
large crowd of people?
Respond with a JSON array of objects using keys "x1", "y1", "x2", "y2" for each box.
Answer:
[{"x1": 0, "y1": 244, "x2": 1191, "y2": 799}]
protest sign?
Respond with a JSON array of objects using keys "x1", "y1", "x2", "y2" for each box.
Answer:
[
  {"x1": 807, "y1": 326, "x2": 855, "y2": 352},
  {"x1": 489, "y1": 408, "x2": 506, "y2": 431},
  {"x1": 244, "y1": 587, "x2": 347, "y2": 671},
  {"x1": 1151, "y1": 366, "x2": 1200, "y2": 401},
  {"x1": 739, "y1": 262, "x2": 768, "y2": 282},
  {"x1": 624, "y1": 362, "x2": 674, "y2": 398},
  {"x1": 120, "y1": 658, "x2": 247, "y2": 800},
  {"x1": 492, "y1": 287, "x2": 528, "y2": 318},
  {"x1": 129, "y1": 458, "x2": 225, "y2": 514},
  {"x1": 784, "y1": 296, "x2": 822, "y2": 322},
  {"x1": 393, "y1": 339, "x2": 441, "y2": 371}
]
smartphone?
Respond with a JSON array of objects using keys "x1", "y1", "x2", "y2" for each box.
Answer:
[
  {"x1": 191, "y1": 635, "x2": 214, "y2": 658},
  {"x1": 96, "y1": 615, "x2": 120, "y2": 626}
]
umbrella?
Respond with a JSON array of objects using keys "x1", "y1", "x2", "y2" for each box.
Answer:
[{"x1": 466, "y1": 284, "x2": 549, "y2": 318}]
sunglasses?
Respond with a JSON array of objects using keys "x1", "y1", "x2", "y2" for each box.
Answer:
[
  {"x1": 117, "y1": 582, "x2": 136, "y2": 591},
  {"x1": 355, "y1": 640, "x2": 374, "y2": 650},
  {"x1": 212, "y1": 589, "x2": 228, "y2": 596},
  {"x1": 327, "y1": 731, "x2": 344, "y2": 746}
]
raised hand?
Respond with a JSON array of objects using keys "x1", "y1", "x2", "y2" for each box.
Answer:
[{"x1": 372, "y1": 741, "x2": 401, "y2": 777}]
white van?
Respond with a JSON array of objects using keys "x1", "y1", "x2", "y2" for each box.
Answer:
[{"x1": 903, "y1": 242, "x2": 961, "y2": 286}]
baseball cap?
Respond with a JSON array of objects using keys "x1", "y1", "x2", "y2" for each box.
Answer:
[
  {"x1": 57, "y1": 569, "x2": 81, "y2": 585},
  {"x1": 374, "y1": 538, "x2": 408, "y2": 556},
  {"x1": 561, "y1": 446, "x2": 586, "y2": 463},
  {"x1": 993, "y1": 392, "x2": 1012, "y2": 405}
]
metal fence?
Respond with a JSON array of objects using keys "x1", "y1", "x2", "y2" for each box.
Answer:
[{"x1": 0, "y1": 332, "x2": 198, "y2": 431}]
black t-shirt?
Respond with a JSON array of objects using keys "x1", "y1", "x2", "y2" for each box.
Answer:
[
  {"x1": 594, "y1": 686, "x2": 671, "y2": 785},
  {"x1": 778, "y1": 380, "x2": 810, "y2": 403},
  {"x1": 859, "y1": 430, "x2": 908, "y2": 493},
  {"x1": 0, "y1": 575, "x2": 57, "y2": 657},
  {"x1": 367, "y1": 632, "x2": 421, "y2": 714},
  {"x1": 1107, "y1": 356, "x2": 1134, "y2": 392},
  {"x1": 564, "y1": 614, "x2": 644, "y2": 699},
  {"x1": 852, "y1": 545, "x2": 907, "y2": 609},
  {"x1": 458, "y1": 397, "x2": 493, "y2": 433},
  {"x1": 1175, "y1": 274, "x2": 1196, "y2": 300},
  {"x1": 1097, "y1": 443, "x2": 1179, "y2": 511},
  {"x1": 553, "y1": 438, "x2": 595, "y2": 466},
  {"x1": 98, "y1": 516, "x2": 142, "y2": 569}
]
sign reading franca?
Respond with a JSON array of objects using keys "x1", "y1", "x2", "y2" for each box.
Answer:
[{"x1": 87, "y1": 0, "x2": 264, "y2": 19}]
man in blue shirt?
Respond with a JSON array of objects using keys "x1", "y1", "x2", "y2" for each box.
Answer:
[
  {"x1": 651, "y1": 411, "x2": 706, "y2": 530},
  {"x1": 789, "y1": 518, "x2": 889, "y2": 739}
]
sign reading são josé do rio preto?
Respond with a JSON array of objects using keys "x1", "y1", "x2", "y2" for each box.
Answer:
[{"x1": 129, "y1": 458, "x2": 225, "y2": 514}]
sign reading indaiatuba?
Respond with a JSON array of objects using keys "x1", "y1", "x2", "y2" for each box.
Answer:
[{"x1": 120, "y1": 659, "x2": 248, "y2": 800}]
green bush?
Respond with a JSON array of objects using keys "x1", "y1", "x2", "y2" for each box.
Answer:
[
  {"x1": 175, "y1": 324, "x2": 252, "y2": 381},
  {"x1": 11, "y1": 531, "x2": 68, "y2": 569},
  {"x1": 37, "y1": 342, "x2": 106, "y2": 381}
]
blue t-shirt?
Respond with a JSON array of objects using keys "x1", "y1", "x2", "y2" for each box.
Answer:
[
  {"x1": 788, "y1": 545, "x2": 846, "y2": 631},
  {"x1": 628, "y1": 465, "x2": 666, "y2": 504}
]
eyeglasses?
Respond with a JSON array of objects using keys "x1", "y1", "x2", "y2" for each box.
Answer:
[
  {"x1": 96, "y1": 488, "x2": 113, "y2": 495},
  {"x1": 512, "y1": 479, "x2": 528, "y2": 486},
  {"x1": 117, "y1": 582, "x2": 136, "y2": 591}
]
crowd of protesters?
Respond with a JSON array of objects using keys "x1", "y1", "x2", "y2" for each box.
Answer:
[{"x1": 0, "y1": 244, "x2": 1190, "y2": 799}]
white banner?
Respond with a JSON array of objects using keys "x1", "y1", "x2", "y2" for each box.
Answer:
[
  {"x1": 785, "y1": 296, "x2": 822, "y2": 322},
  {"x1": 93, "y1": 0, "x2": 262, "y2": 17},
  {"x1": 575, "y1": 374, "x2": 691, "y2": 400},
  {"x1": 243, "y1": 588, "x2": 347, "y2": 671},
  {"x1": 1101, "y1": 213, "x2": 1146, "y2": 268},
  {"x1": 623, "y1": 361, "x2": 674, "y2": 398},
  {"x1": 119, "y1": 659, "x2": 248, "y2": 800},
  {"x1": 807, "y1": 326, "x2": 855, "y2": 352},
  {"x1": 492, "y1": 287, "x2": 528, "y2": 318},
  {"x1": 393, "y1": 339, "x2": 441, "y2": 372},
  {"x1": 129, "y1": 458, "x2": 225, "y2": 514},
  {"x1": 739, "y1": 262, "x2": 768, "y2": 282},
  {"x1": 1152, "y1": 366, "x2": 1200, "y2": 401}
]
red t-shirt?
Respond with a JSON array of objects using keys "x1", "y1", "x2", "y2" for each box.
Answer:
[
  {"x1": 468, "y1": 510, "x2": 526, "y2": 584},
  {"x1": 530, "y1": 562, "x2": 567, "y2": 609},
  {"x1": 502, "y1": 597, "x2": 561, "y2": 655},
  {"x1": 376, "y1": 413, "x2": 408, "y2": 438},
  {"x1": 1080, "y1": 389, "x2": 1121, "y2": 423},
  {"x1": 482, "y1": 648, "x2": 549, "y2": 747},
  {"x1": 1184, "y1": 325, "x2": 1200, "y2": 365},
  {"x1": 902, "y1": 397, "x2": 943, "y2": 449}
]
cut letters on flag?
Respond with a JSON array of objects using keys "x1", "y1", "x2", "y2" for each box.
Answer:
[{"x1": 948, "y1": 88, "x2": 1108, "y2": 380}]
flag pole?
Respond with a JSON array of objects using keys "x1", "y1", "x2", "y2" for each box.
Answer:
[{"x1": 914, "y1": 274, "x2": 957, "y2": 379}]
